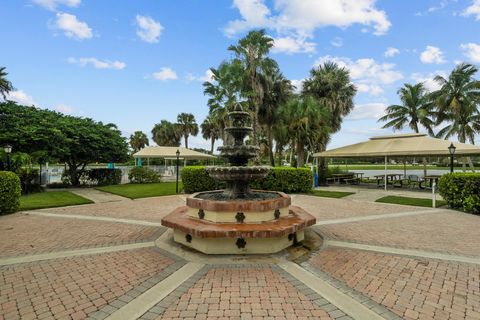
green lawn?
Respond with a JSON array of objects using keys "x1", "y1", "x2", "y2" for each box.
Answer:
[
  {"x1": 97, "y1": 182, "x2": 181, "y2": 199},
  {"x1": 312, "y1": 190, "x2": 355, "y2": 198},
  {"x1": 20, "y1": 191, "x2": 93, "y2": 211},
  {"x1": 376, "y1": 195, "x2": 447, "y2": 208}
]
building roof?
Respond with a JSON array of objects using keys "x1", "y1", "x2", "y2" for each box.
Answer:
[
  {"x1": 133, "y1": 146, "x2": 216, "y2": 160},
  {"x1": 314, "y1": 133, "x2": 480, "y2": 158}
]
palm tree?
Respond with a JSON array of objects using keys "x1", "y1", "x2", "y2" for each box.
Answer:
[
  {"x1": 378, "y1": 83, "x2": 435, "y2": 135},
  {"x1": 278, "y1": 96, "x2": 331, "y2": 167},
  {"x1": 201, "y1": 116, "x2": 220, "y2": 154},
  {"x1": 0, "y1": 67, "x2": 14, "y2": 100},
  {"x1": 176, "y1": 113, "x2": 199, "y2": 149},
  {"x1": 129, "y1": 131, "x2": 149, "y2": 153},
  {"x1": 151, "y1": 120, "x2": 181, "y2": 147},
  {"x1": 258, "y1": 66, "x2": 293, "y2": 166},
  {"x1": 228, "y1": 30, "x2": 276, "y2": 150}
]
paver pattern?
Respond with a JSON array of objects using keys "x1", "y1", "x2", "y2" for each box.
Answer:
[
  {"x1": 43, "y1": 195, "x2": 185, "y2": 222},
  {"x1": 0, "y1": 248, "x2": 174, "y2": 320},
  {"x1": 292, "y1": 195, "x2": 424, "y2": 221},
  {"x1": 143, "y1": 266, "x2": 335, "y2": 320},
  {"x1": 318, "y1": 210, "x2": 480, "y2": 256},
  {"x1": 310, "y1": 247, "x2": 480, "y2": 320},
  {"x1": 0, "y1": 214, "x2": 163, "y2": 258}
]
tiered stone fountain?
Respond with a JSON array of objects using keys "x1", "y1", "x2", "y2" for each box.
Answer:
[{"x1": 161, "y1": 104, "x2": 315, "y2": 254}]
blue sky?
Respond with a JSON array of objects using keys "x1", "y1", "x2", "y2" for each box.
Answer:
[{"x1": 1, "y1": 0, "x2": 480, "y2": 151}]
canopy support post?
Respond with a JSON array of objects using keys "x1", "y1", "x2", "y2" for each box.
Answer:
[{"x1": 384, "y1": 156, "x2": 387, "y2": 191}]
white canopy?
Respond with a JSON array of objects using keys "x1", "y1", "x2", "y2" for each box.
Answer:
[{"x1": 133, "y1": 146, "x2": 216, "y2": 160}]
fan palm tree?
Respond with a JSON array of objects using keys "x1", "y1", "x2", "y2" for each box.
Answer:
[
  {"x1": 176, "y1": 113, "x2": 199, "y2": 149},
  {"x1": 378, "y1": 83, "x2": 435, "y2": 135},
  {"x1": 258, "y1": 66, "x2": 294, "y2": 166},
  {"x1": 201, "y1": 116, "x2": 220, "y2": 154},
  {"x1": 0, "y1": 67, "x2": 14, "y2": 100},
  {"x1": 228, "y1": 30, "x2": 276, "y2": 150},
  {"x1": 278, "y1": 96, "x2": 331, "y2": 167},
  {"x1": 129, "y1": 131, "x2": 149, "y2": 153},
  {"x1": 151, "y1": 120, "x2": 181, "y2": 147}
]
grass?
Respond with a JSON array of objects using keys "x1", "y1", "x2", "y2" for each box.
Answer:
[
  {"x1": 376, "y1": 195, "x2": 447, "y2": 208},
  {"x1": 312, "y1": 190, "x2": 355, "y2": 198},
  {"x1": 96, "y1": 182, "x2": 181, "y2": 199},
  {"x1": 330, "y1": 164, "x2": 478, "y2": 170},
  {"x1": 20, "y1": 191, "x2": 93, "y2": 211}
]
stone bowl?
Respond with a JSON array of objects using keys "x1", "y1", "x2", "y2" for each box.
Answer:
[{"x1": 206, "y1": 166, "x2": 269, "y2": 182}]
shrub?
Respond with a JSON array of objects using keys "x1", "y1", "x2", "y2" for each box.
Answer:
[
  {"x1": 250, "y1": 167, "x2": 313, "y2": 193},
  {"x1": 181, "y1": 166, "x2": 313, "y2": 194},
  {"x1": 438, "y1": 173, "x2": 480, "y2": 214},
  {"x1": 47, "y1": 182, "x2": 70, "y2": 189},
  {"x1": 128, "y1": 167, "x2": 161, "y2": 184},
  {"x1": 87, "y1": 168, "x2": 122, "y2": 186},
  {"x1": 0, "y1": 171, "x2": 21, "y2": 215},
  {"x1": 16, "y1": 168, "x2": 42, "y2": 194},
  {"x1": 181, "y1": 166, "x2": 220, "y2": 193}
]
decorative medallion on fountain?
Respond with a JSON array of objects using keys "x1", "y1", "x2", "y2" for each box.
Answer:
[{"x1": 161, "y1": 103, "x2": 316, "y2": 254}]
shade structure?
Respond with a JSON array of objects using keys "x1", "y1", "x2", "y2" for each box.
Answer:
[
  {"x1": 133, "y1": 146, "x2": 216, "y2": 160},
  {"x1": 314, "y1": 133, "x2": 480, "y2": 158}
]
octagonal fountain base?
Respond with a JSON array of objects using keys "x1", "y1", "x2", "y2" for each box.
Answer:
[{"x1": 161, "y1": 191, "x2": 316, "y2": 254}]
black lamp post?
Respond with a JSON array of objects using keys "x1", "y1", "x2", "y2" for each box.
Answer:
[
  {"x1": 448, "y1": 143, "x2": 456, "y2": 173},
  {"x1": 175, "y1": 149, "x2": 180, "y2": 194},
  {"x1": 3, "y1": 145, "x2": 12, "y2": 171}
]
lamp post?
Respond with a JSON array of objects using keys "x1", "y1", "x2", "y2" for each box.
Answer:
[
  {"x1": 175, "y1": 149, "x2": 180, "y2": 194},
  {"x1": 3, "y1": 145, "x2": 12, "y2": 171},
  {"x1": 448, "y1": 143, "x2": 456, "y2": 173}
]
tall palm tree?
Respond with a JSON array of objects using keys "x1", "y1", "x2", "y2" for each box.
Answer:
[
  {"x1": 228, "y1": 30, "x2": 276, "y2": 150},
  {"x1": 278, "y1": 96, "x2": 331, "y2": 167},
  {"x1": 129, "y1": 131, "x2": 149, "y2": 153},
  {"x1": 0, "y1": 67, "x2": 14, "y2": 100},
  {"x1": 151, "y1": 120, "x2": 181, "y2": 147},
  {"x1": 378, "y1": 83, "x2": 435, "y2": 135},
  {"x1": 201, "y1": 116, "x2": 220, "y2": 154},
  {"x1": 258, "y1": 66, "x2": 293, "y2": 166},
  {"x1": 431, "y1": 63, "x2": 480, "y2": 171},
  {"x1": 176, "y1": 113, "x2": 199, "y2": 149}
]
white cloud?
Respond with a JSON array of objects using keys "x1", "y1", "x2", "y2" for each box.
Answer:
[
  {"x1": 54, "y1": 12, "x2": 92, "y2": 40},
  {"x1": 314, "y1": 55, "x2": 403, "y2": 96},
  {"x1": 225, "y1": 0, "x2": 391, "y2": 39},
  {"x1": 384, "y1": 47, "x2": 399, "y2": 58},
  {"x1": 290, "y1": 79, "x2": 304, "y2": 93},
  {"x1": 54, "y1": 104, "x2": 74, "y2": 114},
  {"x1": 346, "y1": 103, "x2": 386, "y2": 120},
  {"x1": 272, "y1": 36, "x2": 316, "y2": 54},
  {"x1": 136, "y1": 15, "x2": 163, "y2": 43},
  {"x1": 411, "y1": 71, "x2": 447, "y2": 92},
  {"x1": 153, "y1": 67, "x2": 178, "y2": 81},
  {"x1": 32, "y1": 0, "x2": 80, "y2": 10},
  {"x1": 462, "y1": 0, "x2": 480, "y2": 20},
  {"x1": 5, "y1": 90, "x2": 37, "y2": 106},
  {"x1": 331, "y1": 37, "x2": 343, "y2": 47},
  {"x1": 460, "y1": 42, "x2": 480, "y2": 63},
  {"x1": 185, "y1": 70, "x2": 215, "y2": 83},
  {"x1": 420, "y1": 46, "x2": 446, "y2": 64},
  {"x1": 68, "y1": 57, "x2": 126, "y2": 70}
]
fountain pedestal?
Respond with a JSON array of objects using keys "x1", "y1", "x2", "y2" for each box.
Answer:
[{"x1": 161, "y1": 104, "x2": 316, "y2": 254}]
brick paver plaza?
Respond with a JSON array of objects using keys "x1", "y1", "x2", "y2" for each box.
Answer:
[{"x1": 1, "y1": 193, "x2": 479, "y2": 320}]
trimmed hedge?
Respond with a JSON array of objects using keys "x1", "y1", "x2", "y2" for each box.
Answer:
[
  {"x1": 87, "y1": 168, "x2": 122, "y2": 186},
  {"x1": 0, "y1": 171, "x2": 22, "y2": 215},
  {"x1": 438, "y1": 173, "x2": 480, "y2": 214},
  {"x1": 128, "y1": 167, "x2": 161, "y2": 184},
  {"x1": 181, "y1": 166, "x2": 313, "y2": 194},
  {"x1": 16, "y1": 168, "x2": 42, "y2": 194}
]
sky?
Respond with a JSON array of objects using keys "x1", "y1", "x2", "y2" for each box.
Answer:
[{"x1": 1, "y1": 0, "x2": 480, "y2": 151}]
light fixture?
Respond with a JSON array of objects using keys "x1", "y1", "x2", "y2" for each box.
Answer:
[
  {"x1": 3, "y1": 145, "x2": 12, "y2": 154},
  {"x1": 448, "y1": 143, "x2": 456, "y2": 155}
]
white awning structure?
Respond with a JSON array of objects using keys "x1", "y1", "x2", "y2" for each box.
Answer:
[{"x1": 133, "y1": 146, "x2": 216, "y2": 160}]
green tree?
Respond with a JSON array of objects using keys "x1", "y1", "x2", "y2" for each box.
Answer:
[
  {"x1": 278, "y1": 96, "x2": 331, "y2": 167},
  {"x1": 258, "y1": 66, "x2": 293, "y2": 166},
  {"x1": 378, "y1": 83, "x2": 435, "y2": 134},
  {"x1": 228, "y1": 30, "x2": 276, "y2": 150},
  {"x1": 129, "y1": 131, "x2": 149, "y2": 153},
  {"x1": 201, "y1": 116, "x2": 220, "y2": 154},
  {"x1": 176, "y1": 113, "x2": 199, "y2": 149},
  {"x1": 431, "y1": 63, "x2": 480, "y2": 144},
  {"x1": 151, "y1": 120, "x2": 181, "y2": 147},
  {"x1": 0, "y1": 67, "x2": 14, "y2": 100}
]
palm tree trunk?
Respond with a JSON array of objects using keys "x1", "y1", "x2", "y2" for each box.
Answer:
[
  {"x1": 184, "y1": 135, "x2": 188, "y2": 149},
  {"x1": 210, "y1": 137, "x2": 215, "y2": 154},
  {"x1": 267, "y1": 125, "x2": 274, "y2": 166},
  {"x1": 296, "y1": 139, "x2": 305, "y2": 168}
]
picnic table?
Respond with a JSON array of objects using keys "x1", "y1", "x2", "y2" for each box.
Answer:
[
  {"x1": 330, "y1": 173, "x2": 355, "y2": 184},
  {"x1": 420, "y1": 175, "x2": 442, "y2": 189},
  {"x1": 374, "y1": 174, "x2": 404, "y2": 187}
]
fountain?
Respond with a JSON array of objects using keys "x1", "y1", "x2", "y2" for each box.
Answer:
[{"x1": 161, "y1": 104, "x2": 316, "y2": 254}]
